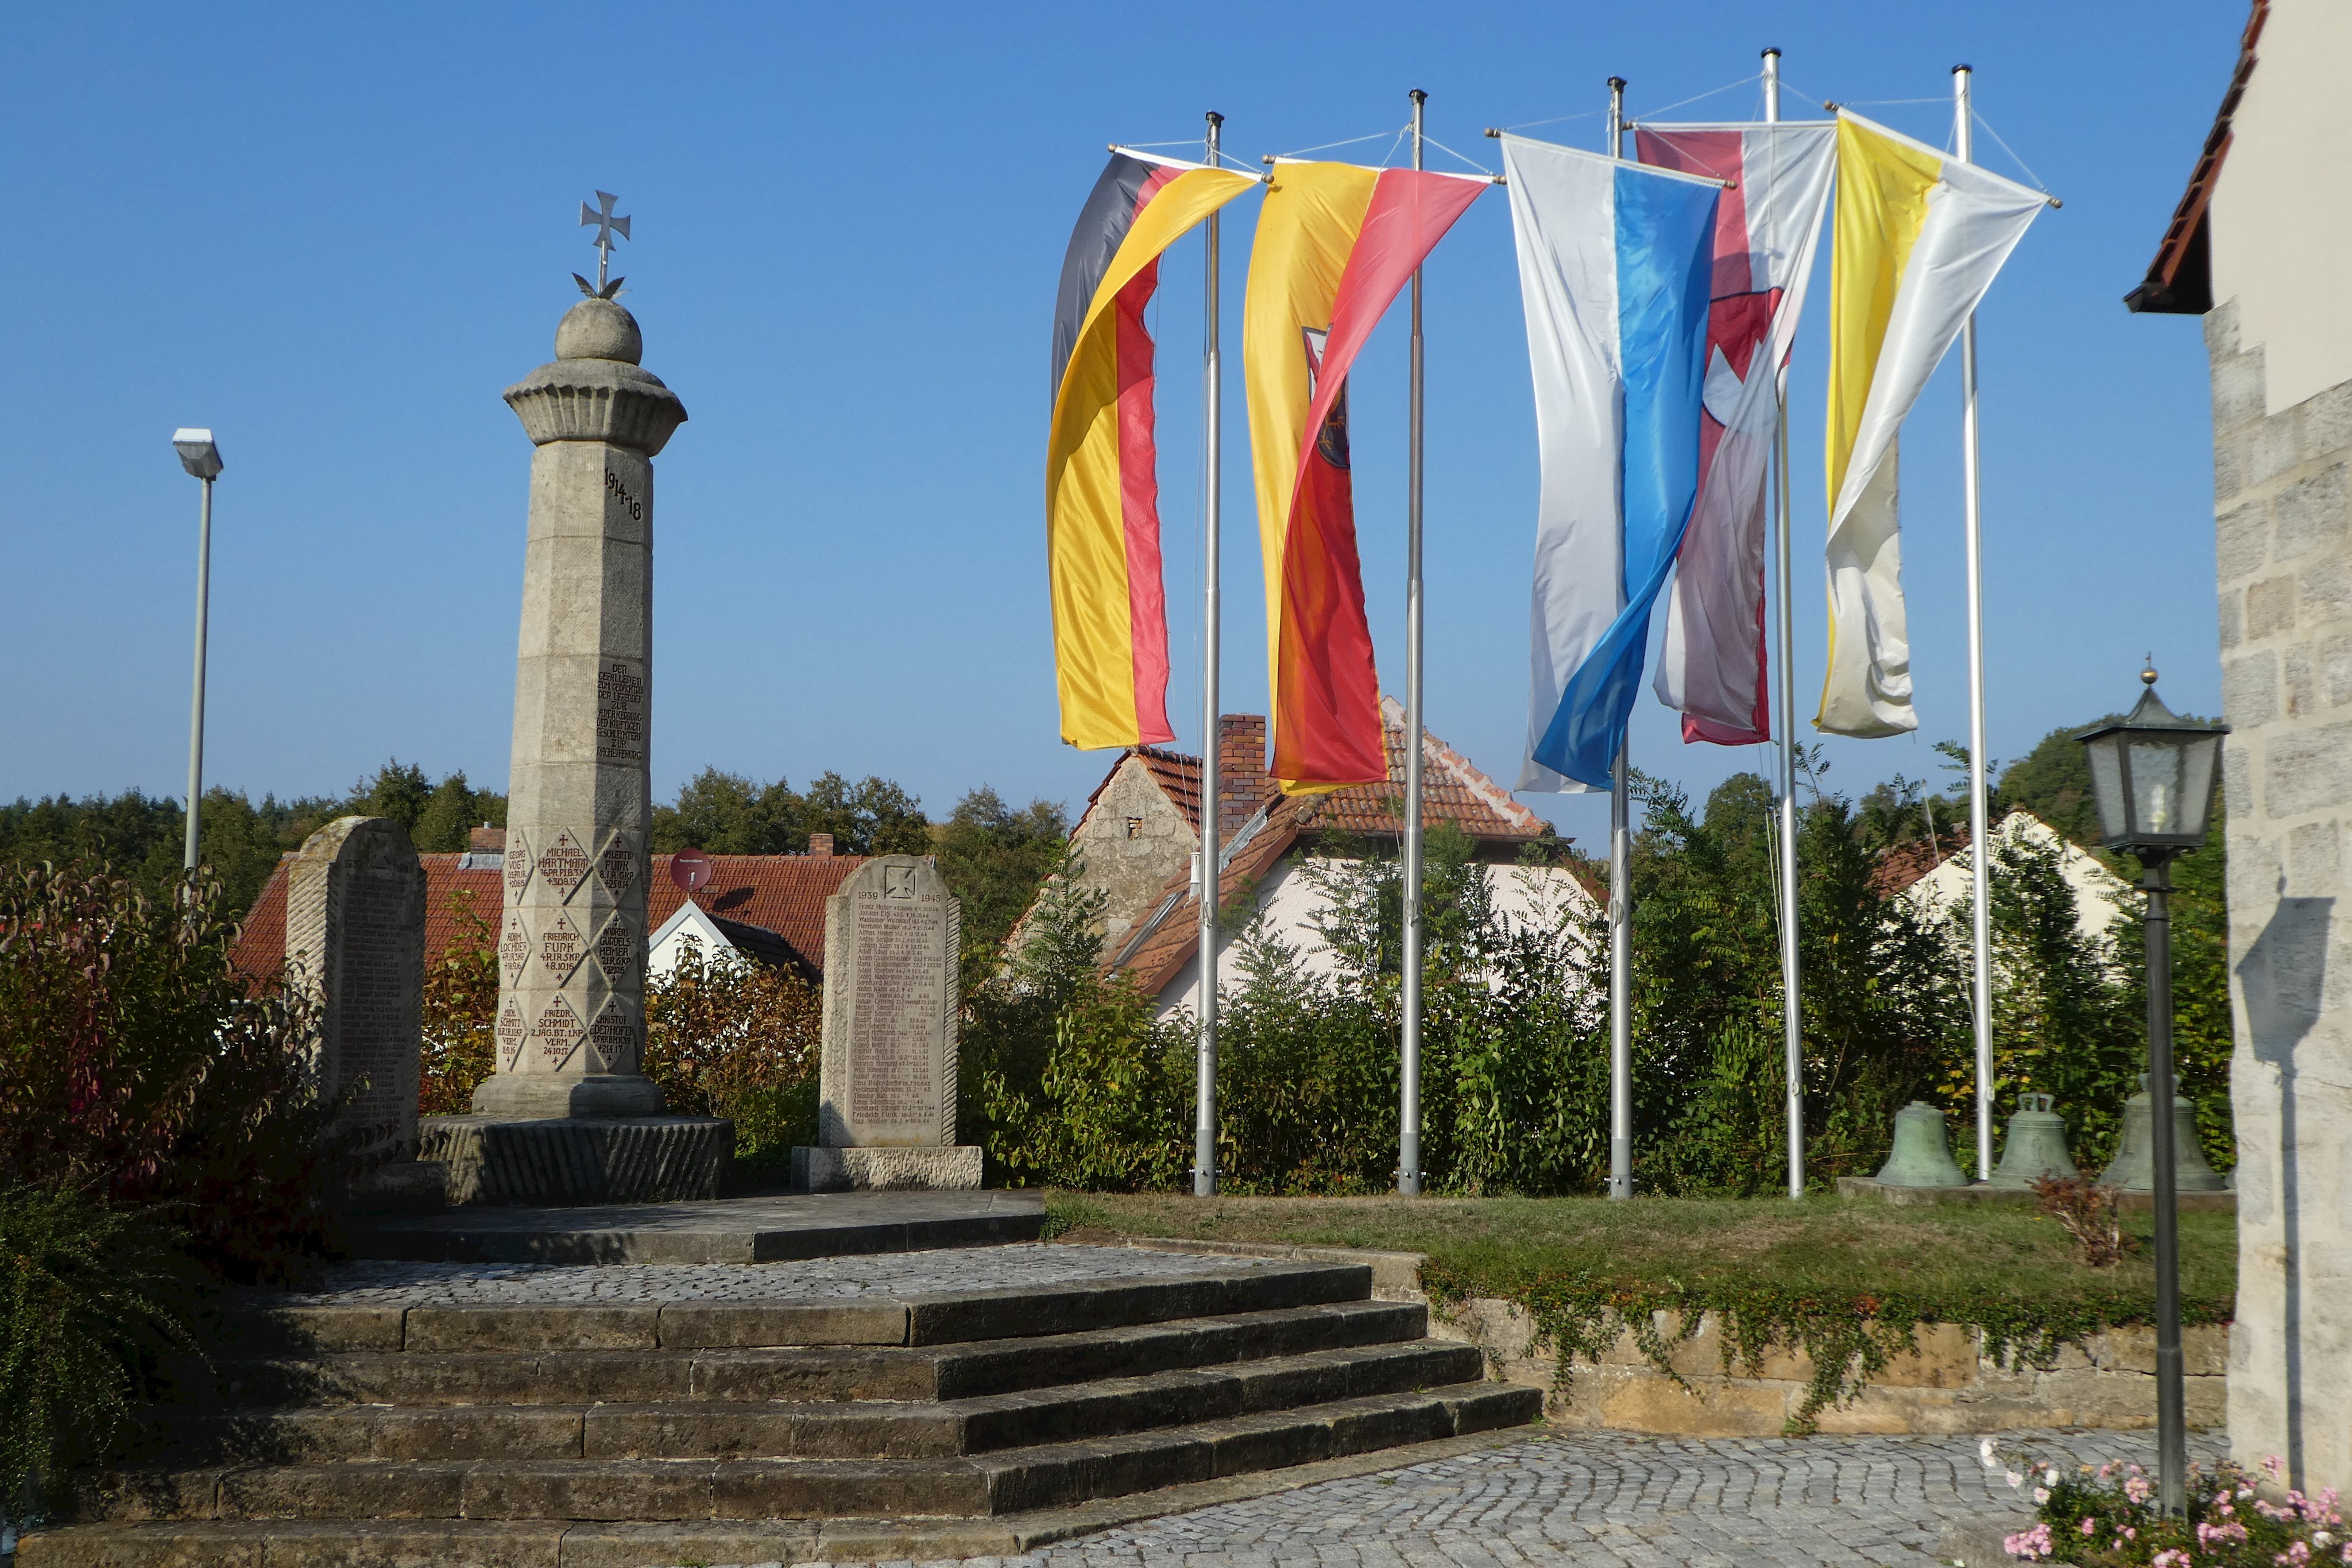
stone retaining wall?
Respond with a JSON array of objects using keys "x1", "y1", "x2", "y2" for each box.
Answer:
[{"x1": 1117, "y1": 1236, "x2": 2230, "y2": 1437}]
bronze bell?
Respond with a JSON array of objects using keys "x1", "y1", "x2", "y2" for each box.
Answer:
[
  {"x1": 1985, "y1": 1092, "x2": 2079, "y2": 1188},
  {"x1": 2101, "y1": 1075, "x2": 2229, "y2": 1191},
  {"x1": 1875, "y1": 1100, "x2": 1969, "y2": 1187}
]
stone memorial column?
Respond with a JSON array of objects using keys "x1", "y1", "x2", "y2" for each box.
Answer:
[
  {"x1": 474, "y1": 295, "x2": 684, "y2": 1121},
  {"x1": 284, "y1": 815, "x2": 427, "y2": 1157},
  {"x1": 419, "y1": 290, "x2": 729, "y2": 1206},
  {"x1": 792, "y1": 854, "x2": 983, "y2": 1191}
]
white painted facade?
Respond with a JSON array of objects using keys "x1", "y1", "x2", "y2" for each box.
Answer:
[
  {"x1": 2208, "y1": 0, "x2": 2352, "y2": 415},
  {"x1": 1895, "y1": 811, "x2": 2133, "y2": 947},
  {"x1": 646, "y1": 900, "x2": 745, "y2": 979},
  {"x1": 1148, "y1": 857, "x2": 1601, "y2": 1020}
]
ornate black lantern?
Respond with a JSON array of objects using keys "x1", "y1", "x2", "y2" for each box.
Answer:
[
  {"x1": 2075, "y1": 662, "x2": 2226, "y2": 1519},
  {"x1": 2076, "y1": 665, "x2": 2228, "y2": 855}
]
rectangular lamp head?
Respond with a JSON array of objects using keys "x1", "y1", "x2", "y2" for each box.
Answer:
[{"x1": 172, "y1": 428, "x2": 223, "y2": 480}]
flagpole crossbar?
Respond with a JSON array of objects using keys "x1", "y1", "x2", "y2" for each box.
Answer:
[
  {"x1": 1109, "y1": 145, "x2": 1271, "y2": 180},
  {"x1": 1819, "y1": 105, "x2": 2061, "y2": 206}
]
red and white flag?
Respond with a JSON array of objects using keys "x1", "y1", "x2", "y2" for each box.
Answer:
[{"x1": 1636, "y1": 123, "x2": 1835, "y2": 746}]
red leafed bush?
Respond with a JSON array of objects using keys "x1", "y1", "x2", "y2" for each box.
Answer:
[{"x1": 0, "y1": 861, "x2": 340, "y2": 1282}]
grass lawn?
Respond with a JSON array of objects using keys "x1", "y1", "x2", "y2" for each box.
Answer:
[{"x1": 1044, "y1": 1190, "x2": 2237, "y2": 1321}]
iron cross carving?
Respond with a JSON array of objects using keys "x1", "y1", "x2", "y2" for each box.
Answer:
[{"x1": 576, "y1": 190, "x2": 630, "y2": 298}]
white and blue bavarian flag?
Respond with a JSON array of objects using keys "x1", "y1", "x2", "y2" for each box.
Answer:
[{"x1": 1500, "y1": 133, "x2": 1721, "y2": 792}]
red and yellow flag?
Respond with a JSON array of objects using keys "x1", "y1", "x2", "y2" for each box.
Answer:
[
  {"x1": 1047, "y1": 153, "x2": 1256, "y2": 750},
  {"x1": 1244, "y1": 162, "x2": 1486, "y2": 791}
]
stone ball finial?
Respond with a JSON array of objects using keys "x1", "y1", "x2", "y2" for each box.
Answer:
[{"x1": 555, "y1": 297, "x2": 643, "y2": 365}]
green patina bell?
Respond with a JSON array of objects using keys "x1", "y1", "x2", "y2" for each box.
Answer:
[
  {"x1": 1875, "y1": 1100, "x2": 1969, "y2": 1187},
  {"x1": 1985, "y1": 1093, "x2": 2079, "y2": 1188},
  {"x1": 2101, "y1": 1074, "x2": 2229, "y2": 1191}
]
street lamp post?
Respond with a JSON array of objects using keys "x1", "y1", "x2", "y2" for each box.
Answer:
[
  {"x1": 2076, "y1": 663, "x2": 2228, "y2": 1519},
  {"x1": 173, "y1": 429, "x2": 223, "y2": 877}
]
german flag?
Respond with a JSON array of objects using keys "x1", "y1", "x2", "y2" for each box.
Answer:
[
  {"x1": 1048, "y1": 152, "x2": 1256, "y2": 750},
  {"x1": 1245, "y1": 162, "x2": 1487, "y2": 791}
]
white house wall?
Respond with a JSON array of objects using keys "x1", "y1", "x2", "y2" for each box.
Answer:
[
  {"x1": 1150, "y1": 857, "x2": 1600, "y2": 1020},
  {"x1": 1897, "y1": 814, "x2": 2132, "y2": 946}
]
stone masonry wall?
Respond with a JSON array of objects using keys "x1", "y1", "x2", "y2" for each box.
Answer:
[
  {"x1": 2207, "y1": 298, "x2": 2352, "y2": 1492},
  {"x1": 1070, "y1": 756, "x2": 1198, "y2": 957}
]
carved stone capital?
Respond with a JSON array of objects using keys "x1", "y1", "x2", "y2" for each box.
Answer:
[{"x1": 505, "y1": 359, "x2": 688, "y2": 455}]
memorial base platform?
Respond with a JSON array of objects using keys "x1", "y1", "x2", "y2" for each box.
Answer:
[
  {"x1": 419, "y1": 1114, "x2": 732, "y2": 1207},
  {"x1": 791, "y1": 1144, "x2": 984, "y2": 1193}
]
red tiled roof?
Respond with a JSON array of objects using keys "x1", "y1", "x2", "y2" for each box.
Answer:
[
  {"x1": 1866, "y1": 827, "x2": 1971, "y2": 900},
  {"x1": 1080, "y1": 704, "x2": 1544, "y2": 854},
  {"x1": 230, "y1": 850, "x2": 868, "y2": 984},
  {"x1": 1294, "y1": 698, "x2": 1546, "y2": 842}
]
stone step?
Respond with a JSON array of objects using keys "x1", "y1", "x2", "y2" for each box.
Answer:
[
  {"x1": 126, "y1": 1341, "x2": 1485, "y2": 1464},
  {"x1": 184, "y1": 1299, "x2": 1429, "y2": 1408},
  {"x1": 234, "y1": 1258, "x2": 1372, "y2": 1356},
  {"x1": 59, "y1": 1381, "x2": 1538, "y2": 1531}
]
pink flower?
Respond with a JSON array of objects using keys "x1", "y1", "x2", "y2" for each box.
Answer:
[
  {"x1": 2003, "y1": 1523, "x2": 2055, "y2": 1560},
  {"x1": 2009, "y1": 1470, "x2": 2025, "y2": 1490},
  {"x1": 2153, "y1": 1552, "x2": 2191, "y2": 1568},
  {"x1": 2034, "y1": 1488, "x2": 2052, "y2": 1505},
  {"x1": 2129, "y1": 1476, "x2": 2155, "y2": 1504},
  {"x1": 2082, "y1": 1519, "x2": 2099, "y2": 1538},
  {"x1": 2268, "y1": 1457, "x2": 2285, "y2": 1477}
]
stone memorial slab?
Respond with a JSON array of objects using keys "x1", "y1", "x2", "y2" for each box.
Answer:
[
  {"x1": 795, "y1": 855, "x2": 979, "y2": 1191},
  {"x1": 284, "y1": 816, "x2": 426, "y2": 1157}
]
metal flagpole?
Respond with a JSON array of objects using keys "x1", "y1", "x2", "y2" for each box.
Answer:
[
  {"x1": 1399, "y1": 88, "x2": 1429, "y2": 1198},
  {"x1": 1765, "y1": 48, "x2": 1806, "y2": 1202},
  {"x1": 1195, "y1": 110, "x2": 1225, "y2": 1199},
  {"x1": 1606, "y1": 76, "x2": 1634, "y2": 1203},
  {"x1": 183, "y1": 472, "x2": 216, "y2": 874},
  {"x1": 1954, "y1": 64, "x2": 1996, "y2": 1182}
]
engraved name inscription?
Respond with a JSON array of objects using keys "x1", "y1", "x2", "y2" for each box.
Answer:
[
  {"x1": 846, "y1": 895, "x2": 945, "y2": 1131},
  {"x1": 596, "y1": 663, "x2": 646, "y2": 764}
]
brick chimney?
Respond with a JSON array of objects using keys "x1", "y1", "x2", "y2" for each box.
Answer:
[
  {"x1": 470, "y1": 824, "x2": 507, "y2": 853},
  {"x1": 1217, "y1": 714, "x2": 1270, "y2": 836},
  {"x1": 807, "y1": 833, "x2": 834, "y2": 860}
]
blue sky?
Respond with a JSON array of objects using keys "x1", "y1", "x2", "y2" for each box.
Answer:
[{"x1": 4, "y1": 3, "x2": 2242, "y2": 849}]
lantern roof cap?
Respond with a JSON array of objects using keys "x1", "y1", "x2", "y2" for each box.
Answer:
[{"x1": 2075, "y1": 682, "x2": 2228, "y2": 742}]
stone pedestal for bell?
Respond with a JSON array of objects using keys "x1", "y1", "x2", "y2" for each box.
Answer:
[
  {"x1": 2100, "y1": 1075, "x2": 2229, "y2": 1192},
  {"x1": 1875, "y1": 1100, "x2": 1970, "y2": 1187},
  {"x1": 1985, "y1": 1092, "x2": 2080, "y2": 1188}
]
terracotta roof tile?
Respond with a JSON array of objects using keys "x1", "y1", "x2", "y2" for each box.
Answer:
[
  {"x1": 230, "y1": 850, "x2": 868, "y2": 984},
  {"x1": 1866, "y1": 828, "x2": 1971, "y2": 900}
]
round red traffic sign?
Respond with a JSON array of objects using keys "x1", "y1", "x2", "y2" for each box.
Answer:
[{"x1": 671, "y1": 847, "x2": 713, "y2": 892}]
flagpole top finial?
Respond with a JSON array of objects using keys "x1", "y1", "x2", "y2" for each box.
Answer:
[
  {"x1": 1608, "y1": 76, "x2": 1627, "y2": 91},
  {"x1": 1410, "y1": 87, "x2": 1428, "y2": 105},
  {"x1": 1762, "y1": 47, "x2": 1781, "y2": 59},
  {"x1": 1206, "y1": 109, "x2": 1224, "y2": 126},
  {"x1": 1953, "y1": 63, "x2": 1973, "y2": 75}
]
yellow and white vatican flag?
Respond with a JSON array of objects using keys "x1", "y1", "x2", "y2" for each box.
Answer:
[{"x1": 1817, "y1": 111, "x2": 2046, "y2": 737}]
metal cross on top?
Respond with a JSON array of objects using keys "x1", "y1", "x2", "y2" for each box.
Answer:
[{"x1": 577, "y1": 190, "x2": 630, "y2": 298}]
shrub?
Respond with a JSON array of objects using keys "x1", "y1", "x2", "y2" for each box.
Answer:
[
  {"x1": 1985, "y1": 1445, "x2": 2343, "y2": 1566},
  {"x1": 643, "y1": 938, "x2": 823, "y2": 1167},
  {"x1": 0, "y1": 861, "x2": 338, "y2": 1281},
  {"x1": 0, "y1": 1184, "x2": 196, "y2": 1521},
  {"x1": 419, "y1": 887, "x2": 498, "y2": 1116}
]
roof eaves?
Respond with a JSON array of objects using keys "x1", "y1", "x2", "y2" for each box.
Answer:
[{"x1": 2126, "y1": 0, "x2": 2266, "y2": 316}]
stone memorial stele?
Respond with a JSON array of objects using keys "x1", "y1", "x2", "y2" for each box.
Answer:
[
  {"x1": 416, "y1": 266, "x2": 731, "y2": 1205},
  {"x1": 284, "y1": 816, "x2": 426, "y2": 1158},
  {"x1": 792, "y1": 854, "x2": 983, "y2": 1191}
]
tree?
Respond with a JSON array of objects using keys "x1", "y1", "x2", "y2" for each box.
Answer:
[
  {"x1": 652, "y1": 768, "x2": 802, "y2": 853},
  {"x1": 800, "y1": 771, "x2": 930, "y2": 855},
  {"x1": 933, "y1": 787, "x2": 1070, "y2": 958},
  {"x1": 643, "y1": 938, "x2": 823, "y2": 1166}
]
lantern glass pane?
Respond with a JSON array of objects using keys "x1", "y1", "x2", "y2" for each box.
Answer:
[
  {"x1": 2087, "y1": 737, "x2": 2127, "y2": 840},
  {"x1": 2180, "y1": 733, "x2": 2220, "y2": 837},
  {"x1": 2130, "y1": 740, "x2": 2185, "y2": 836}
]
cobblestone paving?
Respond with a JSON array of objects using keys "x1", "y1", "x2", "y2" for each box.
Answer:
[
  {"x1": 265, "y1": 1244, "x2": 1271, "y2": 1306},
  {"x1": 746, "y1": 1429, "x2": 2225, "y2": 1568}
]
